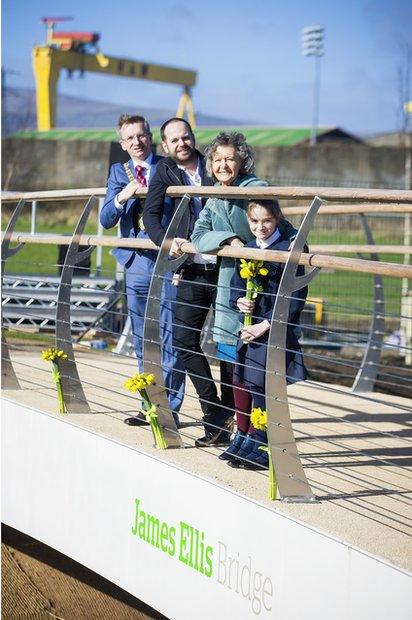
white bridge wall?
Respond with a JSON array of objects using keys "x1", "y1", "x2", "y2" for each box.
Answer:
[{"x1": 2, "y1": 399, "x2": 411, "y2": 620}]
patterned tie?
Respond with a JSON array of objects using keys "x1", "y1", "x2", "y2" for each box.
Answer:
[
  {"x1": 135, "y1": 165, "x2": 147, "y2": 187},
  {"x1": 134, "y1": 165, "x2": 147, "y2": 231}
]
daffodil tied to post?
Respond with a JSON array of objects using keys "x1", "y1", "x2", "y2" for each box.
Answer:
[
  {"x1": 239, "y1": 260, "x2": 269, "y2": 327},
  {"x1": 124, "y1": 372, "x2": 167, "y2": 449},
  {"x1": 250, "y1": 407, "x2": 279, "y2": 500},
  {"x1": 42, "y1": 347, "x2": 68, "y2": 413}
]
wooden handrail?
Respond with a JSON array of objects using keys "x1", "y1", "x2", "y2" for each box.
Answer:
[
  {"x1": 166, "y1": 186, "x2": 412, "y2": 203},
  {"x1": 1, "y1": 189, "x2": 106, "y2": 201},
  {"x1": 7, "y1": 232, "x2": 412, "y2": 279},
  {"x1": 282, "y1": 205, "x2": 412, "y2": 215},
  {"x1": 2, "y1": 186, "x2": 412, "y2": 203},
  {"x1": 7, "y1": 234, "x2": 410, "y2": 255}
]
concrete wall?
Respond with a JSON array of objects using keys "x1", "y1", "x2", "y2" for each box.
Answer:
[
  {"x1": 4, "y1": 398, "x2": 411, "y2": 620},
  {"x1": 2, "y1": 138, "x2": 409, "y2": 191},
  {"x1": 2, "y1": 138, "x2": 112, "y2": 191},
  {"x1": 253, "y1": 144, "x2": 407, "y2": 189}
]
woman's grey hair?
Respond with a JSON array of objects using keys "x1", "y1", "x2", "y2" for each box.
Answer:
[{"x1": 204, "y1": 132, "x2": 255, "y2": 178}]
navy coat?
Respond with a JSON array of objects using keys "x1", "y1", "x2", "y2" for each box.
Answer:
[
  {"x1": 230, "y1": 235, "x2": 308, "y2": 393},
  {"x1": 143, "y1": 150, "x2": 213, "y2": 247}
]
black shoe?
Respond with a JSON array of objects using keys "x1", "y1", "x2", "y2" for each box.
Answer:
[
  {"x1": 227, "y1": 458, "x2": 241, "y2": 468},
  {"x1": 195, "y1": 430, "x2": 232, "y2": 448},
  {"x1": 195, "y1": 415, "x2": 234, "y2": 448},
  {"x1": 235, "y1": 430, "x2": 269, "y2": 470},
  {"x1": 228, "y1": 459, "x2": 267, "y2": 470},
  {"x1": 219, "y1": 430, "x2": 247, "y2": 461},
  {"x1": 243, "y1": 461, "x2": 268, "y2": 470},
  {"x1": 124, "y1": 413, "x2": 149, "y2": 426}
]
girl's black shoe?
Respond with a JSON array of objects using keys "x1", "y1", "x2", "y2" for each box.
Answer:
[
  {"x1": 233, "y1": 430, "x2": 269, "y2": 470},
  {"x1": 218, "y1": 430, "x2": 247, "y2": 461}
]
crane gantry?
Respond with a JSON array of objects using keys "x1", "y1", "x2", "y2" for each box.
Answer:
[{"x1": 32, "y1": 17, "x2": 197, "y2": 131}]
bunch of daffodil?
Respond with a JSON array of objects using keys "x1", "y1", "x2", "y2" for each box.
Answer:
[
  {"x1": 124, "y1": 372, "x2": 156, "y2": 393},
  {"x1": 41, "y1": 347, "x2": 68, "y2": 413},
  {"x1": 250, "y1": 407, "x2": 278, "y2": 500},
  {"x1": 250, "y1": 407, "x2": 268, "y2": 431},
  {"x1": 239, "y1": 259, "x2": 269, "y2": 328},
  {"x1": 124, "y1": 372, "x2": 167, "y2": 449}
]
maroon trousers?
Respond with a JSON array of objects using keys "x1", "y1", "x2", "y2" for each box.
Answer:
[{"x1": 220, "y1": 360, "x2": 252, "y2": 433}]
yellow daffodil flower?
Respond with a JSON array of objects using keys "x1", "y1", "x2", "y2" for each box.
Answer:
[
  {"x1": 251, "y1": 407, "x2": 268, "y2": 430},
  {"x1": 124, "y1": 372, "x2": 156, "y2": 393},
  {"x1": 42, "y1": 348, "x2": 68, "y2": 362},
  {"x1": 41, "y1": 348, "x2": 68, "y2": 413},
  {"x1": 239, "y1": 259, "x2": 268, "y2": 280},
  {"x1": 123, "y1": 373, "x2": 167, "y2": 449},
  {"x1": 239, "y1": 259, "x2": 269, "y2": 328}
]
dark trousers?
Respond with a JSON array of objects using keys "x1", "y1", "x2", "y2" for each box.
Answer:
[
  {"x1": 173, "y1": 266, "x2": 228, "y2": 427},
  {"x1": 220, "y1": 359, "x2": 235, "y2": 416}
]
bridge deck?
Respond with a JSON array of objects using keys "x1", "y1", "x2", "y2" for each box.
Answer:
[{"x1": 5, "y1": 345, "x2": 412, "y2": 572}]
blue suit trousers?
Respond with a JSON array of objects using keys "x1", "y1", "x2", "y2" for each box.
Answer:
[{"x1": 125, "y1": 251, "x2": 185, "y2": 414}]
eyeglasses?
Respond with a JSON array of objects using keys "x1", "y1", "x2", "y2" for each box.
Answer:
[{"x1": 121, "y1": 133, "x2": 150, "y2": 145}]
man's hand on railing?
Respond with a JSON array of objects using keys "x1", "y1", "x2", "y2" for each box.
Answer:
[
  {"x1": 117, "y1": 180, "x2": 140, "y2": 205},
  {"x1": 169, "y1": 237, "x2": 188, "y2": 257},
  {"x1": 171, "y1": 273, "x2": 182, "y2": 287}
]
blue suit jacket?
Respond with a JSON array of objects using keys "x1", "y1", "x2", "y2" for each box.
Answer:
[{"x1": 100, "y1": 154, "x2": 164, "y2": 266}]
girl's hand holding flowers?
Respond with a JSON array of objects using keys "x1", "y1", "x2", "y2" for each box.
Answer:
[
  {"x1": 241, "y1": 320, "x2": 270, "y2": 342},
  {"x1": 238, "y1": 259, "x2": 268, "y2": 327},
  {"x1": 236, "y1": 296, "x2": 255, "y2": 314}
]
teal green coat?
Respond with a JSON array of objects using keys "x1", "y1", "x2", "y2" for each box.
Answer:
[
  {"x1": 191, "y1": 174, "x2": 298, "y2": 345},
  {"x1": 191, "y1": 174, "x2": 268, "y2": 345}
]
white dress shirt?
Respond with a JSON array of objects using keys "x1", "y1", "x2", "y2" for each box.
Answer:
[
  {"x1": 177, "y1": 158, "x2": 216, "y2": 265},
  {"x1": 255, "y1": 228, "x2": 281, "y2": 249}
]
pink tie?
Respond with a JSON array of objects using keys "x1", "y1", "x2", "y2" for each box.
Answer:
[{"x1": 135, "y1": 165, "x2": 147, "y2": 187}]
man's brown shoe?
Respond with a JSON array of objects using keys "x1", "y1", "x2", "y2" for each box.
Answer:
[
  {"x1": 124, "y1": 413, "x2": 149, "y2": 426},
  {"x1": 195, "y1": 416, "x2": 234, "y2": 447}
]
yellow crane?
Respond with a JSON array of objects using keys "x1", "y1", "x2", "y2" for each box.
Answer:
[{"x1": 32, "y1": 17, "x2": 197, "y2": 131}]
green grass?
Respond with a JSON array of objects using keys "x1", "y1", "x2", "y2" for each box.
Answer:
[
  {"x1": 3, "y1": 214, "x2": 118, "y2": 277},
  {"x1": 5, "y1": 329, "x2": 55, "y2": 345},
  {"x1": 304, "y1": 218, "x2": 404, "y2": 318},
  {"x1": 2, "y1": 214, "x2": 404, "y2": 319}
]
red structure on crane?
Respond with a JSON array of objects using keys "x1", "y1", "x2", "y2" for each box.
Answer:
[{"x1": 41, "y1": 17, "x2": 100, "y2": 52}]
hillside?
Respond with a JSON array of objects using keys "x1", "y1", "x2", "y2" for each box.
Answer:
[{"x1": 2, "y1": 87, "x2": 249, "y2": 134}]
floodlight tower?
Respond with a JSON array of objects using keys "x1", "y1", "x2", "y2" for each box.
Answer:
[{"x1": 301, "y1": 25, "x2": 325, "y2": 146}]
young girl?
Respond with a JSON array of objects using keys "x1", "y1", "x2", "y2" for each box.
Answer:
[{"x1": 220, "y1": 199, "x2": 308, "y2": 469}]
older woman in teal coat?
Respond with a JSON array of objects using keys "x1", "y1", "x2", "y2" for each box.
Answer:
[{"x1": 191, "y1": 132, "x2": 297, "y2": 427}]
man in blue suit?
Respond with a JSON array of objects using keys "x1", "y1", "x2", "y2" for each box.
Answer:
[{"x1": 100, "y1": 114, "x2": 184, "y2": 426}]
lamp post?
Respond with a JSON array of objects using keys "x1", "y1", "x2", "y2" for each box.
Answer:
[{"x1": 301, "y1": 25, "x2": 325, "y2": 146}]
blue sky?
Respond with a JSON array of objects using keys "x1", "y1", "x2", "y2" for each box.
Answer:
[{"x1": 2, "y1": 0, "x2": 411, "y2": 134}]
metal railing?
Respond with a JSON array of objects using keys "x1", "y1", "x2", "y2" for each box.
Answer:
[{"x1": 2, "y1": 186, "x2": 412, "y2": 503}]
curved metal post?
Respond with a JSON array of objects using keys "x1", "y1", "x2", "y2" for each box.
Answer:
[
  {"x1": 352, "y1": 214, "x2": 385, "y2": 393},
  {"x1": 56, "y1": 196, "x2": 96, "y2": 412},
  {"x1": 142, "y1": 195, "x2": 192, "y2": 448},
  {"x1": 266, "y1": 196, "x2": 323, "y2": 502},
  {"x1": 1, "y1": 199, "x2": 26, "y2": 389}
]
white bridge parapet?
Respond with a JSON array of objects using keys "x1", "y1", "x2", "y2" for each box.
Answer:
[{"x1": 2, "y1": 397, "x2": 411, "y2": 620}]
